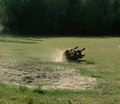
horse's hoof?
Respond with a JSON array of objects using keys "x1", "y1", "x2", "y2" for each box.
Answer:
[
  {"x1": 75, "y1": 46, "x2": 78, "y2": 49},
  {"x1": 83, "y1": 48, "x2": 85, "y2": 50},
  {"x1": 83, "y1": 54, "x2": 85, "y2": 57}
]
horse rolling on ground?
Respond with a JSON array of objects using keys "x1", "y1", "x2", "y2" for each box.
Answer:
[{"x1": 62, "y1": 46, "x2": 85, "y2": 61}]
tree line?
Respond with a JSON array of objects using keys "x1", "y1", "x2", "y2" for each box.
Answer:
[{"x1": 0, "y1": 0, "x2": 120, "y2": 36}]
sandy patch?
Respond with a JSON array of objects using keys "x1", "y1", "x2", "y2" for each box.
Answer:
[{"x1": 0, "y1": 61, "x2": 96, "y2": 90}]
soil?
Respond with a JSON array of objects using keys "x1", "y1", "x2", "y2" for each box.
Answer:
[{"x1": 0, "y1": 61, "x2": 96, "y2": 90}]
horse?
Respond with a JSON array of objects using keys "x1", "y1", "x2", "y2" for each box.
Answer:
[{"x1": 62, "y1": 47, "x2": 85, "y2": 61}]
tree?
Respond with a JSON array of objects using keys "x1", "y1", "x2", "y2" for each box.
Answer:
[
  {"x1": 2, "y1": 0, "x2": 47, "y2": 35},
  {"x1": 110, "y1": 0, "x2": 120, "y2": 34},
  {"x1": 1, "y1": 0, "x2": 120, "y2": 36}
]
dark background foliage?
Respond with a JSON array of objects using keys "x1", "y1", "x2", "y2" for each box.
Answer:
[{"x1": 0, "y1": 0, "x2": 120, "y2": 36}]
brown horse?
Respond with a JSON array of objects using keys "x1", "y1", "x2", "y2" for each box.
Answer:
[{"x1": 62, "y1": 47, "x2": 85, "y2": 61}]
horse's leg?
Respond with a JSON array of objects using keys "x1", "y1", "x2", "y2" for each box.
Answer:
[
  {"x1": 82, "y1": 54, "x2": 85, "y2": 57},
  {"x1": 81, "y1": 48, "x2": 85, "y2": 52},
  {"x1": 70, "y1": 46, "x2": 78, "y2": 51},
  {"x1": 76, "y1": 48, "x2": 85, "y2": 53}
]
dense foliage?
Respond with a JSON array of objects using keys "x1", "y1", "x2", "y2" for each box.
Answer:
[{"x1": 0, "y1": 0, "x2": 120, "y2": 36}]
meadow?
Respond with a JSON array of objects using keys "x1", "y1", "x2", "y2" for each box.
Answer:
[{"x1": 0, "y1": 35, "x2": 120, "y2": 104}]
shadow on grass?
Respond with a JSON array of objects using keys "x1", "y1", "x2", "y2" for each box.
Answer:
[
  {"x1": 77, "y1": 60, "x2": 86, "y2": 63},
  {"x1": 67, "y1": 59, "x2": 95, "y2": 65},
  {"x1": 67, "y1": 59, "x2": 86, "y2": 63},
  {"x1": 0, "y1": 39, "x2": 42, "y2": 44}
]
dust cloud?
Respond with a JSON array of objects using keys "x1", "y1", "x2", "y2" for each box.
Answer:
[{"x1": 50, "y1": 49, "x2": 64, "y2": 62}]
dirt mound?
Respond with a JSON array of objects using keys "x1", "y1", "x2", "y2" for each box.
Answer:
[{"x1": 0, "y1": 61, "x2": 96, "y2": 90}]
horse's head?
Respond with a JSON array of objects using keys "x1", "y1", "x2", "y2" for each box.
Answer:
[
  {"x1": 76, "y1": 50, "x2": 85, "y2": 58},
  {"x1": 76, "y1": 48, "x2": 85, "y2": 58}
]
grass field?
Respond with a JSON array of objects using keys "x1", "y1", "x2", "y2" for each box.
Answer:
[{"x1": 0, "y1": 35, "x2": 120, "y2": 104}]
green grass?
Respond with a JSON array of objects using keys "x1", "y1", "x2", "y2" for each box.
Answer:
[{"x1": 0, "y1": 35, "x2": 120, "y2": 104}]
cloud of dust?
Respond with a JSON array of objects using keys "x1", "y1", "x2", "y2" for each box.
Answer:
[{"x1": 50, "y1": 49, "x2": 64, "y2": 62}]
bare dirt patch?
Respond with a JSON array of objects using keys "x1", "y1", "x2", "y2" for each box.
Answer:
[{"x1": 0, "y1": 61, "x2": 96, "y2": 90}]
